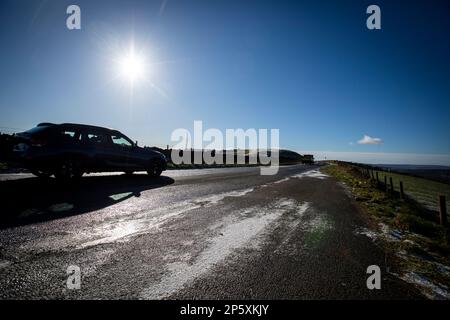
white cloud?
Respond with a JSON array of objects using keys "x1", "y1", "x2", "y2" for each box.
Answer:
[{"x1": 357, "y1": 135, "x2": 383, "y2": 145}]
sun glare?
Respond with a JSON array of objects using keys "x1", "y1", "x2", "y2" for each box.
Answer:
[
  {"x1": 109, "y1": 41, "x2": 165, "y2": 97},
  {"x1": 118, "y1": 49, "x2": 147, "y2": 84}
]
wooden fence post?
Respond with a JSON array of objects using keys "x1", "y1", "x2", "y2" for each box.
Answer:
[
  {"x1": 400, "y1": 181, "x2": 404, "y2": 199},
  {"x1": 389, "y1": 177, "x2": 394, "y2": 195},
  {"x1": 376, "y1": 172, "x2": 379, "y2": 184},
  {"x1": 440, "y1": 196, "x2": 447, "y2": 226},
  {"x1": 384, "y1": 175, "x2": 387, "y2": 191}
]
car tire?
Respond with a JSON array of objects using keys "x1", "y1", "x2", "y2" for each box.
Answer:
[
  {"x1": 147, "y1": 161, "x2": 163, "y2": 177},
  {"x1": 55, "y1": 160, "x2": 83, "y2": 181}
]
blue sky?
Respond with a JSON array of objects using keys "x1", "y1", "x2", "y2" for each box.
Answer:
[{"x1": 0, "y1": 0, "x2": 449, "y2": 164}]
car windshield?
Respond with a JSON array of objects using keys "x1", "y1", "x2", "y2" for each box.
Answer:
[{"x1": 111, "y1": 134, "x2": 133, "y2": 147}]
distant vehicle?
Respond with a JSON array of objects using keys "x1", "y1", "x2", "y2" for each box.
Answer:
[
  {"x1": 12, "y1": 123, "x2": 167, "y2": 180},
  {"x1": 301, "y1": 154, "x2": 315, "y2": 164}
]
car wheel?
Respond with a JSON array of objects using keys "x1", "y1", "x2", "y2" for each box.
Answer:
[
  {"x1": 30, "y1": 170, "x2": 52, "y2": 179},
  {"x1": 147, "y1": 161, "x2": 163, "y2": 177},
  {"x1": 55, "y1": 160, "x2": 83, "y2": 181}
]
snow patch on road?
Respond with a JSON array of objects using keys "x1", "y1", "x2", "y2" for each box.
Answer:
[
  {"x1": 300, "y1": 213, "x2": 334, "y2": 249},
  {"x1": 260, "y1": 169, "x2": 328, "y2": 187},
  {"x1": 274, "y1": 202, "x2": 311, "y2": 250},
  {"x1": 76, "y1": 189, "x2": 257, "y2": 249},
  {"x1": 306, "y1": 215, "x2": 333, "y2": 232},
  {"x1": 140, "y1": 198, "x2": 310, "y2": 299},
  {"x1": 291, "y1": 170, "x2": 329, "y2": 180},
  {"x1": 354, "y1": 228, "x2": 379, "y2": 242},
  {"x1": 21, "y1": 186, "x2": 258, "y2": 251},
  {"x1": 194, "y1": 188, "x2": 255, "y2": 205},
  {"x1": 273, "y1": 177, "x2": 291, "y2": 184}
]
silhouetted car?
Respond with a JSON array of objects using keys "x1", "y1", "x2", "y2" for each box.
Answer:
[
  {"x1": 301, "y1": 154, "x2": 315, "y2": 164},
  {"x1": 12, "y1": 123, "x2": 167, "y2": 180}
]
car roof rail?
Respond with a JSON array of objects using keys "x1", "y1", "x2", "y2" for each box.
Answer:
[
  {"x1": 37, "y1": 122, "x2": 57, "y2": 127},
  {"x1": 63, "y1": 123, "x2": 113, "y2": 129}
]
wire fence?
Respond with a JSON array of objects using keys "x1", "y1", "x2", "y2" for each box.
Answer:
[{"x1": 334, "y1": 161, "x2": 449, "y2": 225}]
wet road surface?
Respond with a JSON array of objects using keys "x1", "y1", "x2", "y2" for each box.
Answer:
[{"x1": 0, "y1": 165, "x2": 422, "y2": 299}]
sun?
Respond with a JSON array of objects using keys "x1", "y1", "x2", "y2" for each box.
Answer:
[
  {"x1": 117, "y1": 48, "x2": 147, "y2": 84},
  {"x1": 109, "y1": 41, "x2": 165, "y2": 97}
]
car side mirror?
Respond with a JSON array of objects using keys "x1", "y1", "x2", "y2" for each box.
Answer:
[{"x1": 135, "y1": 140, "x2": 138, "y2": 147}]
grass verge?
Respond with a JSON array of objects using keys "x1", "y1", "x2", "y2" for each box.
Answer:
[{"x1": 322, "y1": 162, "x2": 450, "y2": 299}]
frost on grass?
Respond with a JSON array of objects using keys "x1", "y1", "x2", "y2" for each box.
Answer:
[
  {"x1": 354, "y1": 223, "x2": 450, "y2": 300},
  {"x1": 401, "y1": 272, "x2": 449, "y2": 300}
]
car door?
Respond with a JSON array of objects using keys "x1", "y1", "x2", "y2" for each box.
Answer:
[
  {"x1": 110, "y1": 132, "x2": 137, "y2": 170},
  {"x1": 81, "y1": 130, "x2": 115, "y2": 171}
]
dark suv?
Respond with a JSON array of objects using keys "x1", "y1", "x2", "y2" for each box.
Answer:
[{"x1": 12, "y1": 123, "x2": 167, "y2": 180}]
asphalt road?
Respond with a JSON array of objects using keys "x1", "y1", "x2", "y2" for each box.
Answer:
[{"x1": 0, "y1": 165, "x2": 423, "y2": 299}]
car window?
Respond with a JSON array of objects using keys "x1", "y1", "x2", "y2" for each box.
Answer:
[
  {"x1": 111, "y1": 134, "x2": 132, "y2": 147},
  {"x1": 62, "y1": 130, "x2": 77, "y2": 139},
  {"x1": 60, "y1": 130, "x2": 80, "y2": 142},
  {"x1": 63, "y1": 131, "x2": 75, "y2": 138},
  {"x1": 84, "y1": 132, "x2": 109, "y2": 145}
]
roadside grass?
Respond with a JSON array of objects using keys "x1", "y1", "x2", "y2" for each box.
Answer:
[
  {"x1": 322, "y1": 163, "x2": 450, "y2": 253},
  {"x1": 373, "y1": 170, "x2": 450, "y2": 215},
  {"x1": 323, "y1": 163, "x2": 450, "y2": 298}
]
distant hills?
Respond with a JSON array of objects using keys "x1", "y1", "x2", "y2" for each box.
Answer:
[
  {"x1": 377, "y1": 164, "x2": 450, "y2": 171},
  {"x1": 375, "y1": 164, "x2": 450, "y2": 184}
]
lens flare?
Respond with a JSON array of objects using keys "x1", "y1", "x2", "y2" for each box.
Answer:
[{"x1": 117, "y1": 48, "x2": 146, "y2": 84}]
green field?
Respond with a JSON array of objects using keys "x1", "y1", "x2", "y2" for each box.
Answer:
[{"x1": 373, "y1": 170, "x2": 450, "y2": 215}]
